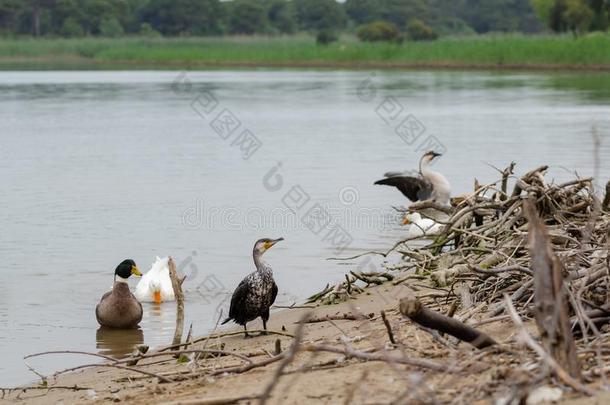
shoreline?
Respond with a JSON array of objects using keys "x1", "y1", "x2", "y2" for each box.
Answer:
[
  {"x1": 0, "y1": 281, "x2": 513, "y2": 404},
  {"x1": 3, "y1": 279, "x2": 608, "y2": 405},
  {"x1": 2, "y1": 56, "x2": 610, "y2": 72}
]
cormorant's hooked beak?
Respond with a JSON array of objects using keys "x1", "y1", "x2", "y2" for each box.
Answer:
[
  {"x1": 131, "y1": 265, "x2": 142, "y2": 277},
  {"x1": 264, "y1": 237, "x2": 284, "y2": 250}
]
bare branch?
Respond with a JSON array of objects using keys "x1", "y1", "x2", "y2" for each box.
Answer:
[{"x1": 399, "y1": 294, "x2": 497, "y2": 349}]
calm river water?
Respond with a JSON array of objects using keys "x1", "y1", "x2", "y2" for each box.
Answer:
[{"x1": 1, "y1": 70, "x2": 609, "y2": 385}]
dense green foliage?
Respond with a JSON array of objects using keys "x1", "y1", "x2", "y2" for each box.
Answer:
[
  {"x1": 315, "y1": 29, "x2": 338, "y2": 44},
  {"x1": 1, "y1": 0, "x2": 608, "y2": 42},
  {"x1": 1, "y1": 34, "x2": 610, "y2": 68},
  {"x1": 356, "y1": 21, "x2": 401, "y2": 42},
  {"x1": 0, "y1": 0, "x2": 556, "y2": 39},
  {"x1": 531, "y1": 0, "x2": 610, "y2": 35},
  {"x1": 140, "y1": 0, "x2": 223, "y2": 35},
  {"x1": 406, "y1": 18, "x2": 438, "y2": 40},
  {"x1": 440, "y1": 0, "x2": 543, "y2": 33}
]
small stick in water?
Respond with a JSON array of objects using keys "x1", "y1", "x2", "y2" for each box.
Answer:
[{"x1": 168, "y1": 257, "x2": 185, "y2": 348}]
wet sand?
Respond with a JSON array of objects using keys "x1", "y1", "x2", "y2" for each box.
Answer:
[{"x1": 3, "y1": 279, "x2": 607, "y2": 405}]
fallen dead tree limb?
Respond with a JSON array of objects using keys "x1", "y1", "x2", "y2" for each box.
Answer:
[
  {"x1": 134, "y1": 349, "x2": 254, "y2": 365},
  {"x1": 208, "y1": 354, "x2": 284, "y2": 377},
  {"x1": 301, "y1": 343, "x2": 449, "y2": 372},
  {"x1": 295, "y1": 313, "x2": 372, "y2": 323},
  {"x1": 258, "y1": 312, "x2": 309, "y2": 405},
  {"x1": 24, "y1": 350, "x2": 117, "y2": 363},
  {"x1": 25, "y1": 347, "x2": 257, "y2": 385},
  {"x1": 470, "y1": 264, "x2": 533, "y2": 276},
  {"x1": 157, "y1": 330, "x2": 294, "y2": 352},
  {"x1": 524, "y1": 199, "x2": 581, "y2": 379},
  {"x1": 0, "y1": 385, "x2": 92, "y2": 399},
  {"x1": 399, "y1": 294, "x2": 497, "y2": 349},
  {"x1": 408, "y1": 200, "x2": 454, "y2": 215},
  {"x1": 160, "y1": 395, "x2": 261, "y2": 405},
  {"x1": 53, "y1": 362, "x2": 173, "y2": 383},
  {"x1": 504, "y1": 296, "x2": 594, "y2": 396}
]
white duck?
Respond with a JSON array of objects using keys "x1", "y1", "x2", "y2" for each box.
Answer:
[
  {"x1": 402, "y1": 212, "x2": 442, "y2": 238},
  {"x1": 134, "y1": 257, "x2": 175, "y2": 303}
]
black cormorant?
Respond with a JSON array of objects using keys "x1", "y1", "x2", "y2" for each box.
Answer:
[{"x1": 222, "y1": 238, "x2": 283, "y2": 338}]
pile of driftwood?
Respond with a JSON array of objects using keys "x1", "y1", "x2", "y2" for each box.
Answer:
[
  {"x1": 400, "y1": 165, "x2": 609, "y2": 316},
  {"x1": 316, "y1": 165, "x2": 609, "y2": 310},
  {"x1": 314, "y1": 165, "x2": 608, "y2": 316},
  {"x1": 401, "y1": 165, "x2": 608, "y2": 327},
  {"x1": 306, "y1": 271, "x2": 395, "y2": 305},
  {"x1": 305, "y1": 164, "x2": 610, "y2": 398}
]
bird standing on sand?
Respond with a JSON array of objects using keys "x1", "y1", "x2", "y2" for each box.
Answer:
[
  {"x1": 222, "y1": 238, "x2": 283, "y2": 338},
  {"x1": 96, "y1": 259, "x2": 143, "y2": 329},
  {"x1": 374, "y1": 151, "x2": 451, "y2": 206}
]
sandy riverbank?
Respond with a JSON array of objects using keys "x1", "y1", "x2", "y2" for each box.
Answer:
[{"x1": 2, "y1": 277, "x2": 607, "y2": 405}]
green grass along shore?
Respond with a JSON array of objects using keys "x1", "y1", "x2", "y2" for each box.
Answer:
[{"x1": 1, "y1": 34, "x2": 610, "y2": 70}]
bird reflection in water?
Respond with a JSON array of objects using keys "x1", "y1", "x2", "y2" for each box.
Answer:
[{"x1": 96, "y1": 327, "x2": 144, "y2": 359}]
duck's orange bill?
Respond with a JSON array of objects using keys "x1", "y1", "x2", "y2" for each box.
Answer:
[
  {"x1": 402, "y1": 217, "x2": 410, "y2": 225},
  {"x1": 154, "y1": 290, "x2": 162, "y2": 304}
]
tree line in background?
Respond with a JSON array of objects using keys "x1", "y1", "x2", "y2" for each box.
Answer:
[
  {"x1": 531, "y1": 0, "x2": 609, "y2": 34},
  {"x1": 0, "y1": 0, "x2": 608, "y2": 41}
]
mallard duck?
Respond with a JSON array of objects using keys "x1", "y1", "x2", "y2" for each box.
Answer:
[
  {"x1": 403, "y1": 212, "x2": 442, "y2": 238},
  {"x1": 221, "y1": 238, "x2": 283, "y2": 338},
  {"x1": 134, "y1": 257, "x2": 175, "y2": 304},
  {"x1": 375, "y1": 151, "x2": 451, "y2": 206},
  {"x1": 96, "y1": 259, "x2": 143, "y2": 329}
]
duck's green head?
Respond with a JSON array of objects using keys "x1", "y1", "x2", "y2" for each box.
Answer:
[{"x1": 115, "y1": 259, "x2": 142, "y2": 279}]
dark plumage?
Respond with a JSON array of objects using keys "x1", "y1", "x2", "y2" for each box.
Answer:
[
  {"x1": 222, "y1": 238, "x2": 283, "y2": 338},
  {"x1": 374, "y1": 151, "x2": 451, "y2": 206},
  {"x1": 374, "y1": 174, "x2": 432, "y2": 202},
  {"x1": 96, "y1": 259, "x2": 143, "y2": 329}
]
